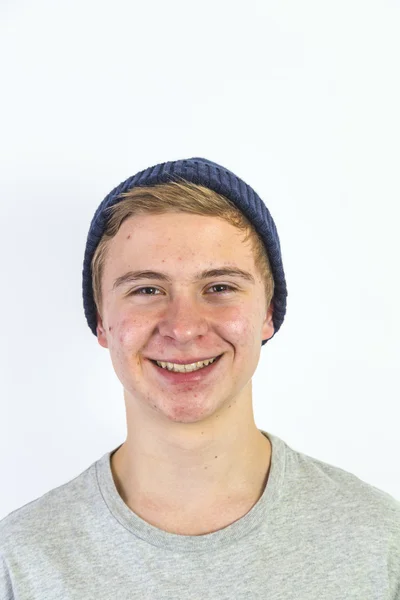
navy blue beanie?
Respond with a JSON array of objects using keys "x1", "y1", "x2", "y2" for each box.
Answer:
[{"x1": 82, "y1": 157, "x2": 287, "y2": 345}]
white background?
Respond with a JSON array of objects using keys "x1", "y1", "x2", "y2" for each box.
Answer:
[{"x1": 1, "y1": 0, "x2": 399, "y2": 519}]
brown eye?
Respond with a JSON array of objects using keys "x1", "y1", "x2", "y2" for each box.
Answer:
[
  {"x1": 129, "y1": 284, "x2": 237, "y2": 296},
  {"x1": 130, "y1": 287, "x2": 161, "y2": 295},
  {"x1": 207, "y1": 284, "x2": 236, "y2": 294}
]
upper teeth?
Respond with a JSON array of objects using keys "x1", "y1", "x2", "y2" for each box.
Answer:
[{"x1": 155, "y1": 357, "x2": 218, "y2": 372}]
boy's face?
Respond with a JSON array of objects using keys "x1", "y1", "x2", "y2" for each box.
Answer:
[{"x1": 96, "y1": 212, "x2": 274, "y2": 424}]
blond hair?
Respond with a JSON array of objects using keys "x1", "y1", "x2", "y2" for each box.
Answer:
[{"x1": 91, "y1": 180, "x2": 274, "y2": 318}]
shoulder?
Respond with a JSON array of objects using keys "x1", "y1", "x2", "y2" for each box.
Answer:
[
  {"x1": 0, "y1": 460, "x2": 96, "y2": 553},
  {"x1": 283, "y1": 438, "x2": 400, "y2": 532}
]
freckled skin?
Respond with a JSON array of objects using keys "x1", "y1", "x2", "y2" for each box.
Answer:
[
  {"x1": 95, "y1": 212, "x2": 274, "y2": 520},
  {"x1": 97, "y1": 213, "x2": 273, "y2": 427}
]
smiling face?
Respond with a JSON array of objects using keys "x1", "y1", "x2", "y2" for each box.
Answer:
[{"x1": 96, "y1": 212, "x2": 274, "y2": 425}]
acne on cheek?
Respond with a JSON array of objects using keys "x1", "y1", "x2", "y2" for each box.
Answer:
[
  {"x1": 109, "y1": 306, "x2": 250, "y2": 345},
  {"x1": 114, "y1": 317, "x2": 143, "y2": 347}
]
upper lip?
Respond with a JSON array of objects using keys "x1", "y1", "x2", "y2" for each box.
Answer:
[{"x1": 148, "y1": 354, "x2": 222, "y2": 364}]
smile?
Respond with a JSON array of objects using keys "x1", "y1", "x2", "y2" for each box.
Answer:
[{"x1": 152, "y1": 355, "x2": 221, "y2": 373}]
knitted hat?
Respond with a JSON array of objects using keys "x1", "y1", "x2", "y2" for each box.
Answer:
[{"x1": 82, "y1": 157, "x2": 287, "y2": 345}]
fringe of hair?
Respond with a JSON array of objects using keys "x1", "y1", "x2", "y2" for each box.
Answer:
[{"x1": 91, "y1": 180, "x2": 274, "y2": 319}]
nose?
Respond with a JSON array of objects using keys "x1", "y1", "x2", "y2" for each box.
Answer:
[{"x1": 156, "y1": 294, "x2": 210, "y2": 344}]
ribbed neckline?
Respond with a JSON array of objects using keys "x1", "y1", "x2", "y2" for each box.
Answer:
[{"x1": 95, "y1": 429, "x2": 286, "y2": 552}]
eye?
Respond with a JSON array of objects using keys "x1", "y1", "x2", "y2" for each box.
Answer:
[
  {"x1": 207, "y1": 284, "x2": 236, "y2": 294},
  {"x1": 130, "y1": 287, "x2": 161, "y2": 296},
  {"x1": 129, "y1": 284, "x2": 237, "y2": 296}
]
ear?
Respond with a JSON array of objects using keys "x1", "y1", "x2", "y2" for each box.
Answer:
[
  {"x1": 96, "y1": 310, "x2": 109, "y2": 349},
  {"x1": 261, "y1": 302, "x2": 275, "y2": 342}
]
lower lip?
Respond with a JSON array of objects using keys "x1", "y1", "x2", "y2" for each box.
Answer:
[{"x1": 148, "y1": 355, "x2": 223, "y2": 384}]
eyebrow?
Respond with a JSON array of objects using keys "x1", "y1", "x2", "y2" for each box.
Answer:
[{"x1": 112, "y1": 267, "x2": 255, "y2": 290}]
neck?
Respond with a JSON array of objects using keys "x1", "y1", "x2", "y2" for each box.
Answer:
[{"x1": 110, "y1": 421, "x2": 272, "y2": 528}]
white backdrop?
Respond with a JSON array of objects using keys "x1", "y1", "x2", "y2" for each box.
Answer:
[{"x1": 1, "y1": 0, "x2": 399, "y2": 520}]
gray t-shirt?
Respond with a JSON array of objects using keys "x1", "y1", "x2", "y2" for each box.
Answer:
[{"x1": 1, "y1": 430, "x2": 399, "y2": 599}]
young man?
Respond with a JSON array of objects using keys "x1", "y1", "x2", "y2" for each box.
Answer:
[{"x1": 1, "y1": 157, "x2": 399, "y2": 599}]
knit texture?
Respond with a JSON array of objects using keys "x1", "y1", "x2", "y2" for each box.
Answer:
[{"x1": 82, "y1": 157, "x2": 288, "y2": 345}]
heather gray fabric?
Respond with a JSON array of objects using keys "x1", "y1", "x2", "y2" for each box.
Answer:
[{"x1": 1, "y1": 430, "x2": 399, "y2": 599}]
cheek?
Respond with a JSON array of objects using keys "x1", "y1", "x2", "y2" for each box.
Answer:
[
  {"x1": 223, "y1": 301, "x2": 265, "y2": 355},
  {"x1": 109, "y1": 316, "x2": 143, "y2": 350},
  {"x1": 222, "y1": 307, "x2": 255, "y2": 343}
]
